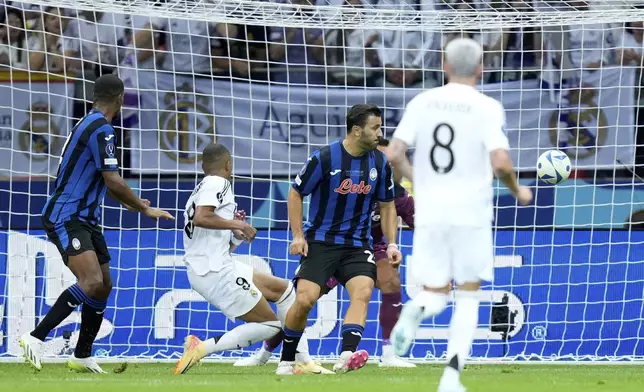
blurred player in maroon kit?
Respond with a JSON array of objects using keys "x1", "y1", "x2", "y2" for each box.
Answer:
[
  {"x1": 234, "y1": 139, "x2": 416, "y2": 368},
  {"x1": 368, "y1": 139, "x2": 416, "y2": 367}
]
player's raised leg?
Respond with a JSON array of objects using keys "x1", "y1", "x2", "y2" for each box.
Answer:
[
  {"x1": 389, "y1": 224, "x2": 451, "y2": 358},
  {"x1": 233, "y1": 270, "x2": 328, "y2": 372},
  {"x1": 174, "y1": 263, "x2": 282, "y2": 375},
  {"x1": 234, "y1": 275, "x2": 338, "y2": 368}
]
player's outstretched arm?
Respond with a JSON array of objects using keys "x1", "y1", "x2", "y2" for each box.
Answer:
[
  {"x1": 107, "y1": 189, "x2": 150, "y2": 212},
  {"x1": 490, "y1": 149, "x2": 532, "y2": 206},
  {"x1": 193, "y1": 205, "x2": 257, "y2": 241},
  {"x1": 102, "y1": 171, "x2": 174, "y2": 220}
]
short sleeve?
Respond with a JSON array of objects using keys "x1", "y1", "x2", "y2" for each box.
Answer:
[
  {"x1": 292, "y1": 152, "x2": 322, "y2": 196},
  {"x1": 195, "y1": 177, "x2": 230, "y2": 208},
  {"x1": 377, "y1": 157, "x2": 395, "y2": 203},
  {"x1": 482, "y1": 100, "x2": 510, "y2": 153},
  {"x1": 89, "y1": 124, "x2": 119, "y2": 171},
  {"x1": 393, "y1": 96, "x2": 422, "y2": 148}
]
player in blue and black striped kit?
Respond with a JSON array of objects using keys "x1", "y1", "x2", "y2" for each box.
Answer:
[
  {"x1": 276, "y1": 104, "x2": 402, "y2": 375},
  {"x1": 20, "y1": 74, "x2": 173, "y2": 374}
]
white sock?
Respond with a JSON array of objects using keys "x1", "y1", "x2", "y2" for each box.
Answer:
[
  {"x1": 410, "y1": 290, "x2": 448, "y2": 318},
  {"x1": 204, "y1": 320, "x2": 281, "y2": 355},
  {"x1": 440, "y1": 290, "x2": 480, "y2": 386},
  {"x1": 275, "y1": 281, "x2": 312, "y2": 363}
]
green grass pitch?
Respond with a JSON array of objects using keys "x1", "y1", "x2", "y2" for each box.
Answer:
[{"x1": 1, "y1": 363, "x2": 642, "y2": 392}]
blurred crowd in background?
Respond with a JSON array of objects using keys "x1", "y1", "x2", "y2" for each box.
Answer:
[
  {"x1": 0, "y1": 0, "x2": 642, "y2": 87},
  {"x1": 0, "y1": 0, "x2": 643, "y2": 171}
]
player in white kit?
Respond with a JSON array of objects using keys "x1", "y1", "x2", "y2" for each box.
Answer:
[
  {"x1": 175, "y1": 143, "x2": 330, "y2": 375},
  {"x1": 385, "y1": 38, "x2": 532, "y2": 392}
]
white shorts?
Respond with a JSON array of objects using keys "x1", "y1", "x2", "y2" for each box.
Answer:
[
  {"x1": 411, "y1": 224, "x2": 494, "y2": 288},
  {"x1": 186, "y1": 260, "x2": 262, "y2": 321}
]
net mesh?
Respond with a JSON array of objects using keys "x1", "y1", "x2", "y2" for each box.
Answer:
[
  {"x1": 14, "y1": 0, "x2": 644, "y2": 30},
  {"x1": 0, "y1": 0, "x2": 643, "y2": 362}
]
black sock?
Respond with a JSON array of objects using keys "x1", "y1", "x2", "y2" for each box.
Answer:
[
  {"x1": 280, "y1": 327, "x2": 303, "y2": 362},
  {"x1": 341, "y1": 324, "x2": 364, "y2": 353},
  {"x1": 74, "y1": 298, "x2": 107, "y2": 358},
  {"x1": 31, "y1": 284, "x2": 84, "y2": 341}
]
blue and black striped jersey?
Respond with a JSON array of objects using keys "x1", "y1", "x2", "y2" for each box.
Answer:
[
  {"x1": 42, "y1": 109, "x2": 119, "y2": 225},
  {"x1": 292, "y1": 140, "x2": 395, "y2": 248}
]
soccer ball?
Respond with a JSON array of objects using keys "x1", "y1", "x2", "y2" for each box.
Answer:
[{"x1": 537, "y1": 150, "x2": 572, "y2": 185}]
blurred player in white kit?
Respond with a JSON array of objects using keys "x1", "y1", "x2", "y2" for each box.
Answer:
[
  {"x1": 175, "y1": 143, "x2": 330, "y2": 375},
  {"x1": 385, "y1": 38, "x2": 532, "y2": 392}
]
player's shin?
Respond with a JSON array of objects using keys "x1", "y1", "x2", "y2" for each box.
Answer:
[
  {"x1": 74, "y1": 297, "x2": 108, "y2": 358},
  {"x1": 204, "y1": 320, "x2": 281, "y2": 354},
  {"x1": 341, "y1": 324, "x2": 364, "y2": 352},
  {"x1": 280, "y1": 327, "x2": 304, "y2": 362},
  {"x1": 31, "y1": 283, "x2": 84, "y2": 341},
  {"x1": 440, "y1": 290, "x2": 480, "y2": 390},
  {"x1": 380, "y1": 291, "x2": 402, "y2": 345}
]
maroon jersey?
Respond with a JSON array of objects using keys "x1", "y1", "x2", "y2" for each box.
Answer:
[{"x1": 371, "y1": 184, "x2": 414, "y2": 261}]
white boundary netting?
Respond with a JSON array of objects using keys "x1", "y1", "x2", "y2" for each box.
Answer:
[{"x1": 0, "y1": 0, "x2": 643, "y2": 363}]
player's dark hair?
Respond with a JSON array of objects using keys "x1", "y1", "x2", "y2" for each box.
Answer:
[
  {"x1": 93, "y1": 74, "x2": 124, "y2": 105},
  {"x1": 377, "y1": 138, "x2": 389, "y2": 146},
  {"x1": 202, "y1": 143, "x2": 230, "y2": 171},
  {"x1": 346, "y1": 104, "x2": 381, "y2": 134}
]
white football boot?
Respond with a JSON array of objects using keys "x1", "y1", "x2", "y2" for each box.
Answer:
[
  {"x1": 332, "y1": 350, "x2": 369, "y2": 374},
  {"x1": 379, "y1": 344, "x2": 416, "y2": 368},
  {"x1": 20, "y1": 333, "x2": 43, "y2": 371},
  {"x1": 67, "y1": 355, "x2": 107, "y2": 374}
]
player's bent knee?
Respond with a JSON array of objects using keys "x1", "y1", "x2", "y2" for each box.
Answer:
[
  {"x1": 376, "y1": 261, "x2": 401, "y2": 293},
  {"x1": 294, "y1": 290, "x2": 318, "y2": 311},
  {"x1": 78, "y1": 277, "x2": 104, "y2": 298},
  {"x1": 102, "y1": 279, "x2": 113, "y2": 297},
  {"x1": 347, "y1": 281, "x2": 374, "y2": 303}
]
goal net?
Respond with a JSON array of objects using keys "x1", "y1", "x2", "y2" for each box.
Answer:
[{"x1": 1, "y1": 0, "x2": 644, "y2": 363}]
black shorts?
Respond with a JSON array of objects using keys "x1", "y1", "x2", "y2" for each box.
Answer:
[
  {"x1": 43, "y1": 219, "x2": 111, "y2": 265},
  {"x1": 295, "y1": 241, "x2": 377, "y2": 290}
]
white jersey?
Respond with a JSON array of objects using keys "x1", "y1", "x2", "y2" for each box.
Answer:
[
  {"x1": 393, "y1": 83, "x2": 509, "y2": 227},
  {"x1": 183, "y1": 175, "x2": 236, "y2": 275}
]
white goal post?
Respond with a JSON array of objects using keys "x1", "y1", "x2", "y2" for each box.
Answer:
[{"x1": 0, "y1": 0, "x2": 643, "y2": 363}]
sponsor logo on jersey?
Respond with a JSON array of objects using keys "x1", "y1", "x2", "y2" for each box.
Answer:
[{"x1": 334, "y1": 179, "x2": 372, "y2": 195}]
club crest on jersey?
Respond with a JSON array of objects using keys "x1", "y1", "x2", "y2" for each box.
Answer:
[
  {"x1": 369, "y1": 168, "x2": 378, "y2": 181},
  {"x1": 71, "y1": 238, "x2": 81, "y2": 250},
  {"x1": 334, "y1": 179, "x2": 372, "y2": 195}
]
